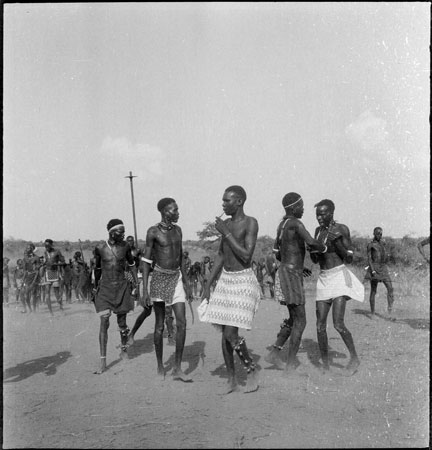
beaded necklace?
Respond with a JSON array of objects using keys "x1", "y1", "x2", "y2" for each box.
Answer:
[
  {"x1": 158, "y1": 221, "x2": 174, "y2": 231},
  {"x1": 317, "y1": 220, "x2": 336, "y2": 244}
]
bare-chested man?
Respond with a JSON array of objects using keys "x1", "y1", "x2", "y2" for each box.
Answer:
[
  {"x1": 93, "y1": 219, "x2": 138, "y2": 374},
  {"x1": 3, "y1": 257, "x2": 11, "y2": 307},
  {"x1": 72, "y1": 251, "x2": 88, "y2": 303},
  {"x1": 310, "y1": 199, "x2": 364, "y2": 375},
  {"x1": 201, "y1": 186, "x2": 261, "y2": 394},
  {"x1": 22, "y1": 243, "x2": 40, "y2": 313},
  {"x1": 13, "y1": 259, "x2": 26, "y2": 311},
  {"x1": 139, "y1": 198, "x2": 192, "y2": 381},
  {"x1": 365, "y1": 227, "x2": 394, "y2": 317},
  {"x1": 264, "y1": 193, "x2": 327, "y2": 373},
  {"x1": 43, "y1": 239, "x2": 64, "y2": 316}
]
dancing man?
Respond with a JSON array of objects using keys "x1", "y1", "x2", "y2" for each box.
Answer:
[
  {"x1": 310, "y1": 199, "x2": 364, "y2": 375},
  {"x1": 201, "y1": 185, "x2": 261, "y2": 394},
  {"x1": 139, "y1": 198, "x2": 192, "y2": 381},
  {"x1": 93, "y1": 219, "x2": 138, "y2": 374},
  {"x1": 364, "y1": 227, "x2": 394, "y2": 317},
  {"x1": 265, "y1": 193, "x2": 327, "y2": 373}
]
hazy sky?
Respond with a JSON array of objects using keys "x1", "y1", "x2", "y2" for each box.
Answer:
[{"x1": 3, "y1": 2, "x2": 430, "y2": 243}]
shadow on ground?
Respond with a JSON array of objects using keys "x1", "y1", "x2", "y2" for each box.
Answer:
[
  {"x1": 352, "y1": 308, "x2": 430, "y2": 330},
  {"x1": 209, "y1": 348, "x2": 261, "y2": 385},
  {"x1": 4, "y1": 351, "x2": 71, "y2": 382},
  {"x1": 164, "y1": 340, "x2": 207, "y2": 376}
]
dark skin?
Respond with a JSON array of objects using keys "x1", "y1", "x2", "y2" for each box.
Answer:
[
  {"x1": 140, "y1": 201, "x2": 192, "y2": 381},
  {"x1": 265, "y1": 199, "x2": 326, "y2": 372},
  {"x1": 44, "y1": 241, "x2": 64, "y2": 316},
  {"x1": 93, "y1": 225, "x2": 138, "y2": 374},
  {"x1": 3, "y1": 259, "x2": 11, "y2": 306},
  {"x1": 14, "y1": 260, "x2": 25, "y2": 307},
  {"x1": 22, "y1": 244, "x2": 40, "y2": 313},
  {"x1": 310, "y1": 204, "x2": 359, "y2": 374},
  {"x1": 367, "y1": 228, "x2": 394, "y2": 316},
  {"x1": 202, "y1": 190, "x2": 259, "y2": 394}
]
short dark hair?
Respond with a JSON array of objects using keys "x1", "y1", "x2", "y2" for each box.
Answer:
[
  {"x1": 44, "y1": 239, "x2": 53, "y2": 245},
  {"x1": 373, "y1": 227, "x2": 382, "y2": 233},
  {"x1": 282, "y1": 192, "x2": 301, "y2": 209},
  {"x1": 157, "y1": 197, "x2": 176, "y2": 212},
  {"x1": 225, "y1": 185, "x2": 247, "y2": 202},
  {"x1": 314, "y1": 199, "x2": 335, "y2": 213},
  {"x1": 107, "y1": 219, "x2": 123, "y2": 231}
]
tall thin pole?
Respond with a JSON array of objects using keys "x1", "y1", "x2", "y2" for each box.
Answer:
[{"x1": 125, "y1": 171, "x2": 138, "y2": 245}]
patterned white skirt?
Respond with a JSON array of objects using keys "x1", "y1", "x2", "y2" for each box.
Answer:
[{"x1": 204, "y1": 268, "x2": 261, "y2": 331}]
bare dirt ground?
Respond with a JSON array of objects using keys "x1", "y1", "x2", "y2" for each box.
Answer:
[{"x1": 2, "y1": 273, "x2": 429, "y2": 449}]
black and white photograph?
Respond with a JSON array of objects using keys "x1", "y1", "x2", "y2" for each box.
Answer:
[{"x1": 3, "y1": 2, "x2": 430, "y2": 448}]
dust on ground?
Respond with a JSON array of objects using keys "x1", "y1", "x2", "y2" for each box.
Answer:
[{"x1": 2, "y1": 276, "x2": 429, "y2": 449}]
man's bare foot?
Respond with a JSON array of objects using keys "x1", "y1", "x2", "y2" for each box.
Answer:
[
  {"x1": 172, "y1": 369, "x2": 193, "y2": 382},
  {"x1": 223, "y1": 377, "x2": 240, "y2": 394},
  {"x1": 244, "y1": 367, "x2": 260, "y2": 393},
  {"x1": 93, "y1": 358, "x2": 107, "y2": 374},
  {"x1": 344, "y1": 357, "x2": 360, "y2": 376},
  {"x1": 264, "y1": 349, "x2": 285, "y2": 370},
  {"x1": 157, "y1": 367, "x2": 166, "y2": 380},
  {"x1": 127, "y1": 333, "x2": 135, "y2": 347},
  {"x1": 120, "y1": 349, "x2": 129, "y2": 361}
]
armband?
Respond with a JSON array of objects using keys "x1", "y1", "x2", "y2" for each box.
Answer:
[
  {"x1": 128, "y1": 262, "x2": 135, "y2": 267},
  {"x1": 272, "y1": 248, "x2": 280, "y2": 254},
  {"x1": 347, "y1": 250, "x2": 354, "y2": 255},
  {"x1": 321, "y1": 245, "x2": 328, "y2": 254},
  {"x1": 141, "y1": 257, "x2": 153, "y2": 265}
]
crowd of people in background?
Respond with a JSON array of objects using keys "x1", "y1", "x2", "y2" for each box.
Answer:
[
  {"x1": 1, "y1": 187, "x2": 430, "y2": 392},
  {"x1": 2, "y1": 241, "x2": 222, "y2": 315},
  {"x1": 2, "y1": 232, "x2": 430, "y2": 317}
]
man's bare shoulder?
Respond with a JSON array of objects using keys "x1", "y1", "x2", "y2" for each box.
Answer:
[
  {"x1": 245, "y1": 215, "x2": 258, "y2": 227},
  {"x1": 147, "y1": 224, "x2": 160, "y2": 236},
  {"x1": 333, "y1": 223, "x2": 350, "y2": 236}
]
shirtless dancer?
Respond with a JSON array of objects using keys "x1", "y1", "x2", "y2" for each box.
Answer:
[
  {"x1": 265, "y1": 193, "x2": 327, "y2": 373},
  {"x1": 3, "y1": 257, "x2": 11, "y2": 307},
  {"x1": 93, "y1": 219, "x2": 138, "y2": 374},
  {"x1": 22, "y1": 243, "x2": 40, "y2": 313},
  {"x1": 201, "y1": 186, "x2": 261, "y2": 394},
  {"x1": 365, "y1": 227, "x2": 394, "y2": 317},
  {"x1": 310, "y1": 199, "x2": 364, "y2": 375},
  {"x1": 139, "y1": 198, "x2": 192, "y2": 381},
  {"x1": 43, "y1": 239, "x2": 64, "y2": 316}
]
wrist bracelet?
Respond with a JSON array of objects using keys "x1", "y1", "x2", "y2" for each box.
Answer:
[
  {"x1": 224, "y1": 233, "x2": 232, "y2": 239},
  {"x1": 347, "y1": 250, "x2": 353, "y2": 255},
  {"x1": 322, "y1": 245, "x2": 328, "y2": 253},
  {"x1": 141, "y1": 257, "x2": 153, "y2": 264}
]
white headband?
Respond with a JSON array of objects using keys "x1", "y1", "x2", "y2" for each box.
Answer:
[
  {"x1": 284, "y1": 197, "x2": 302, "y2": 209},
  {"x1": 108, "y1": 224, "x2": 124, "y2": 232}
]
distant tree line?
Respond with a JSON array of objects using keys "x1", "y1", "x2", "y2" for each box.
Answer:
[{"x1": 2, "y1": 232, "x2": 428, "y2": 268}]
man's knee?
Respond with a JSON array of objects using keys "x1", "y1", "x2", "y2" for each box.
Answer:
[
  {"x1": 316, "y1": 321, "x2": 326, "y2": 334},
  {"x1": 117, "y1": 313, "x2": 127, "y2": 329},
  {"x1": 333, "y1": 320, "x2": 347, "y2": 334},
  {"x1": 100, "y1": 313, "x2": 110, "y2": 329}
]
